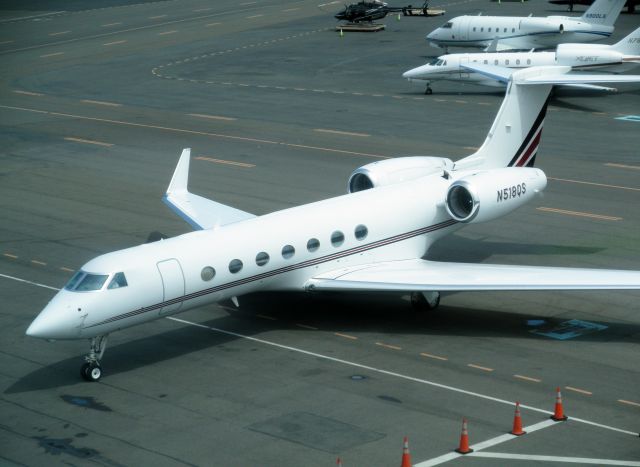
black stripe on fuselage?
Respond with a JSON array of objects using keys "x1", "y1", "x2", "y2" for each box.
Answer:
[{"x1": 84, "y1": 218, "x2": 458, "y2": 329}]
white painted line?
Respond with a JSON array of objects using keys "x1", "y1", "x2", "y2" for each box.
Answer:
[
  {"x1": 605, "y1": 162, "x2": 640, "y2": 171},
  {"x1": 195, "y1": 156, "x2": 254, "y2": 168},
  {"x1": 537, "y1": 207, "x2": 622, "y2": 221},
  {"x1": 470, "y1": 452, "x2": 640, "y2": 466},
  {"x1": 296, "y1": 323, "x2": 318, "y2": 330},
  {"x1": 188, "y1": 113, "x2": 236, "y2": 121},
  {"x1": 205, "y1": 22, "x2": 221, "y2": 27},
  {"x1": 49, "y1": 31, "x2": 71, "y2": 36},
  {"x1": 81, "y1": 99, "x2": 122, "y2": 107},
  {"x1": 158, "y1": 30, "x2": 178, "y2": 36},
  {"x1": 241, "y1": 1, "x2": 257, "y2": 4},
  {"x1": 618, "y1": 399, "x2": 640, "y2": 408},
  {"x1": 0, "y1": 40, "x2": 15, "y2": 45},
  {"x1": 247, "y1": 14, "x2": 263, "y2": 18},
  {"x1": 283, "y1": 7, "x2": 300, "y2": 11},
  {"x1": 314, "y1": 128, "x2": 370, "y2": 137},
  {"x1": 548, "y1": 177, "x2": 640, "y2": 193},
  {"x1": 103, "y1": 40, "x2": 127, "y2": 46},
  {"x1": 30, "y1": 260, "x2": 47, "y2": 266},
  {"x1": 415, "y1": 419, "x2": 558, "y2": 467},
  {"x1": 13, "y1": 90, "x2": 43, "y2": 97},
  {"x1": 101, "y1": 22, "x2": 122, "y2": 27},
  {"x1": 40, "y1": 52, "x2": 64, "y2": 58},
  {"x1": 3, "y1": 253, "x2": 18, "y2": 259},
  {"x1": 64, "y1": 137, "x2": 113, "y2": 147},
  {"x1": 193, "y1": 7, "x2": 213, "y2": 12},
  {"x1": 0, "y1": 273, "x2": 59, "y2": 291},
  {"x1": 1, "y1": 11, "x2": 64, "y2": 22},
  {"x1": 149, "y1": 14, "x2": 167, "y2": 19}
]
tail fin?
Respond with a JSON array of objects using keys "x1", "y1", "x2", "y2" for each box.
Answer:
[
  {"x1": 455, "y1": 67, "x2": 554, "y2": 170},
  {"x1": 610, "y1": 26, "x2": 640, "y2": 55},
  {"x1": 580, "y1": 0, "x2": 625, "y2": 26}
]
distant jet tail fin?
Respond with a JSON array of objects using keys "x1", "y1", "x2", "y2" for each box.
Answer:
[
  {"x1": 580, "y1": 0, "x2": 625, "y2": 26},
  {"x1": 611, "y1": 26, "x2": 640, "y2": 56}
]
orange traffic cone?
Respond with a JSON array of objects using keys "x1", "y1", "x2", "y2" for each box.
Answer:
[
  {"x1": 336, "y1": 458, "x2": 343, "y2": 466},
  {"x1": 455, "y1": 419, "x2": 474, "y2": 454},
  {"x1": 400, "y1": 436, "x2": 412, "y2": 467},
  {"x1": 511, "y1": 401, "x2": 526, "y2": 436},
  {"x1": 551, "y1": 387, "x2": 568, "y2": 421}
]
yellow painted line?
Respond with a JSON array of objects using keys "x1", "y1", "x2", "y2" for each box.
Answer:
[
  {"x1": 149, "y1": 14, "x2": 168, "y2": 19},
  {"x1": 618, "y1": 399, "x2": 640, "y2": 408},
  {"x1": 31, "y1": 260, "x2": 47, "y2": 266},
  {"x1": 104, "y1": 40, "x2": 127, "y2": 46},
  {"x1": 49, "y1": 31, "x2": 71, "y2": 36},
  {"x1": 463, "y1": 146, "x2": 479, "y2": 151},
  {"x1": 605, "y1": 162, "x2": 640, "y2": 171},
  {"x1": 64, "y1": 137, "x2": 113, "y2": 147},
  {"x1": 205, "y1": 22, "x2": 221, "y2": 27},
  {"x1": 81, "y1": 99, "x2": 122, "y2": 107},
  {"x1": 478, "y1": 102, "x2": 491, "y2": 106},
  {"x1": 247, "y1": 14, "x2": 264, "y2": 18},
  {"x1": 296, "y1": 323, "x2": 318, "y2": 330},
  {"x1": 591, "y1": 111, "x2": 606, "y2": 116},
  {"x1": 283, "y1": 7, "x2": 300, "y2": 11},
  {"x1": 256, "y1": 314, "x2": 277, "y2": 321},
  {"x1": 60, "y1": 267, "x2": 75, "y2": 272},
  {"x1": 40, "y1": 52, "x2": 64, "y2": 58},
  {"x1": 196, "y1": 156, "x2": 255, "y2": 168},
  {"x1": 468, "y1": 363, "x2": 493, "y2": 372},
  {"x1": 336, "y1": 332, "x2": 358, "y2": 340},
  {"x1": 3, "y1": 253, "x2": 18, "y2": 259},
  {"x1": 13, "y1": 90, "x2": 43, "y2": 97},
  {"x1": 514, "y1": 374, "x2": 541, "y2": 383},
  {"x1": 420, "y1": 352, "x2": 448, "y2": 361},
  {"x1": 548, "y1": 177, "x2": 640, "y2": 193},
  {"x1": 565, "y1": 386, "x2": 592, "y2": 396},
  {"x1": 101, "y1": 22, "x2": 122, "y2": 27},
  {"x1": 1, "y1": 105, "x2": 388, "y2": 159},
  {"x1": 188, "y1": 113, "x2": 236, "y2": 121},
  {"x1": 376, "y1": 342, "x2": 402, "y2": 351},
  {"x1": 314, "y1": 128, "x2": 370, "y2": 137},
  {"x1": 537, "y1": 207, "x2": 622, "y2": 221},
  {"x1": 158, "y1": 30, "x2": 178, "y2": 36}
]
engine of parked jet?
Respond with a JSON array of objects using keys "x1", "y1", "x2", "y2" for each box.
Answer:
[
  {"x1": 519, "y1": 18, "x2": 565, "y2": 33},
  {"x1": 347, "y1": 157, "x2": 454, "y2": 193},
  {"x1": 445, "y1": 168, "x2": 547, "y2": 223},
  {"x1": 555, "y1": 45, "x2": 622, "y2": 67}
]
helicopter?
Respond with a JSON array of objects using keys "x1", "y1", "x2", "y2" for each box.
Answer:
[{"x1": 335, "y1": 0, "x2": 429, "y2": 23}]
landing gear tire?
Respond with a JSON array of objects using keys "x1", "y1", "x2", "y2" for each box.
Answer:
[
  {"x1": 424, "y1": 86, "x2": 433, "y2": 95},
  {"x1": 410, "y1": 291, "x2": 440, "y2": 311},
  {"x1": 81, "y1": 362, "x2": 102, "y2": 382}
]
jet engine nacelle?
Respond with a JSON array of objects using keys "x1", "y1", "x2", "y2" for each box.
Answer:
[
  {"x1": 519, "y1": 18, "x2": 564, "y2": 33},
  {"x1": 445, "y1": 167, "x2": 546, "y2": 223},
  {"x1": 556, "y1": 45, "x2": 622, "y2": 67},
  {"x1": 348, "y1": 156, "x2": 453, "y2": 193}
]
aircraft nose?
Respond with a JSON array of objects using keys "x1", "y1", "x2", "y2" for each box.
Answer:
[
  {"x1": 26, "y1": 298, "x2": 83, "y2": 339},
  {"x1": 403, "y1": 66, "x2": 426, "y2": 80}
]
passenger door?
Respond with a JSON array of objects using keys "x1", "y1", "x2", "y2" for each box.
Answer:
[{"x1": 157, "y1": 259, "x2": 185, "y2": 315}]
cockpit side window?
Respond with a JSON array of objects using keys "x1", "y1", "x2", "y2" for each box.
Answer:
[
  {"x1": 64, "y1": 271, "x2": 85, "y2": 291},
  {"x1": 442, "y1": 21, "x2": 453, "y2": 29},
  {"x1": 108, "y1": 272, "x2": 128, "y2": 289},
  {"x1": 75, "y1": 273, "x2": 109, "y2": 291}
]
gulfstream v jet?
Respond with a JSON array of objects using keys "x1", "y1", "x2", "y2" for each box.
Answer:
[
  {"x1": 27, "y1": 66, "x2": 640, "y2": 382},
  {"x1": 426, "y1": 0, "x2": 626, "y2": 51}
]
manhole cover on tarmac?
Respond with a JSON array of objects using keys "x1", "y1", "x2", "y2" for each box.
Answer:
[{"x1": 248, "y1": 411, "x2": 384, "y2": 453}]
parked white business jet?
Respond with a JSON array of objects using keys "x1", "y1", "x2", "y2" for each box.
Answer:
[
  {"x1": 26, "y1": 66, "x2": 640, "y2": 382},
  {"x1": 405, "y1": 26, "x2": 640, "y2": 93},
  {"x1": 426, "y1": 0, "x2": 626, "y2": 51}
]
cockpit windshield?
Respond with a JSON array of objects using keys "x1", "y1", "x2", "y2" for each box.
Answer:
[
  {"x1": 64, "y1": 270, "x2": 127, "y2": 292},
  {"x1": 428, "y1": 59, "x2": 445, "y2": 66},
  {"x1": 442, "y1": 21, "x2": 453, "y2": 29}
]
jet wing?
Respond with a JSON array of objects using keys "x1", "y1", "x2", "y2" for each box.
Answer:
[
  {"x1": 163, "y1": 148, "x2": 256, "y2": 230},
  {"x1": 305, "y1": 259, "x2": 640, "y2": 292}
]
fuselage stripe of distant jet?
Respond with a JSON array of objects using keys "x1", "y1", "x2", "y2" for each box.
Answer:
[
  {"x1": 433, "y1": 30, "x2": 612, "y2": 46},
  {"x1": 508, "y1": 95, "x2": 551, "y2": 168},
  {"x1": 84, "y1": 218, "x2": 459, "y2": 329}
]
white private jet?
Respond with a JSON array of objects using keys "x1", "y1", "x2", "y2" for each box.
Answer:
[
  {"x1": 26, "y1": 66, "x2": 640, "y2": 382},
  {"x1": 426, "y1": 0, "x2": 626, "y2": 52},
  {"x1": 405, "y1": 26, "x2": 640, "y2": 93}
]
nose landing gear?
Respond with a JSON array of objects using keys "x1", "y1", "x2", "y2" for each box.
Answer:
[
  {"x1": 81, "y1": 335, "x2": 108, "y2": 382},
  {"x1": 410, "y1": 291, "x2": 440, "y2": 311},
  {"x1": 424, "y1": 84, "x2": 433, "y2": 95}
]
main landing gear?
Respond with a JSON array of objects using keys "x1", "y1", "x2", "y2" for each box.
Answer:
[
  {"x1": 81, "y1": 335, "x2": 108, "y2": 382},
  {"x1": 410, "y1": 291, "x2": 440, "y2": 311},
  {"x1": 424, "y1": 84, "x2": 433, "y2": 95}
]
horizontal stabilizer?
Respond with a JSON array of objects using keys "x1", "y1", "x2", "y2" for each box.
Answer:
[
  {"x1": 163, "y1": 148, "x2": 255, "y2": 230},
  {"x1": 306, "y1": 259, "x2": 640, "y2": 292},
  {"x1": 461, "y1": 63, "x2": 514, "y2": 83}
]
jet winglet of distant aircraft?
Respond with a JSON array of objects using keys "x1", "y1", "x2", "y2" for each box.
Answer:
[{"x1": 26, "y1": 66, "x2": 640, "y2": 382}]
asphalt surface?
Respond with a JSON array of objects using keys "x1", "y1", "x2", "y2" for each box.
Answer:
[{"x1": 1, "y1": 0, "x2": 639, "y2": 466}]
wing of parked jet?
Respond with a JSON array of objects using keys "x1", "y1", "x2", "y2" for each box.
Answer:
[
  {"x1": 306, "y1": 259, "x2": 640, "y2": 291},
  {"x1": 162, "y1": 148, "x2": 255, "y2": 230}
]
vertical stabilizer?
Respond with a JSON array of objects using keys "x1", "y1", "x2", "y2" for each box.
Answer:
[
  {"x1": 580, "y1": 0, "x2": 625, "y2": 26},
  {"x1": 455, "y1": 68, "x2": 555, "y2": 170},
  {"x1": 611, "y1": 26, "x2": 640, "y2": 55}
]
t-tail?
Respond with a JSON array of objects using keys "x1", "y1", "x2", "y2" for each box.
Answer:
[
  {"x1": 579, "y1": 0, "x2": 626, "y2": 26},
  {"x1": 611, "y1": 26, "x2": 640, "y2": 57}
]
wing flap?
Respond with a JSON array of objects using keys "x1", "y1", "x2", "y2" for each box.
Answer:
[
  {"x1": 163, "y1": 149, "x2": 255, "y2": 230},
  {"x1": 306, "y1": 259, "x2": 640, "y2": 291}
]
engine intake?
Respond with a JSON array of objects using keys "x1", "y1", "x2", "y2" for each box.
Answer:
[{"x1": 446, "y1": 168, "x2": 547, "y2": 223}]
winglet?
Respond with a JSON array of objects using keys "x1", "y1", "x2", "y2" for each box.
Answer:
[{"x1": 167, "y1": 148, "x2": 191, "y2": 195}]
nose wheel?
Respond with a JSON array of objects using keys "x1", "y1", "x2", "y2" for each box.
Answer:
[
  {"x1": 411, "y1": 291, "x2": 440, "y2": 311},
  {"x1": 81, "y1": 335, "x2": 108, "y2": 382},
  {"x1": 424, "y1": 84, "x2": 433, "y2": 95}
]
